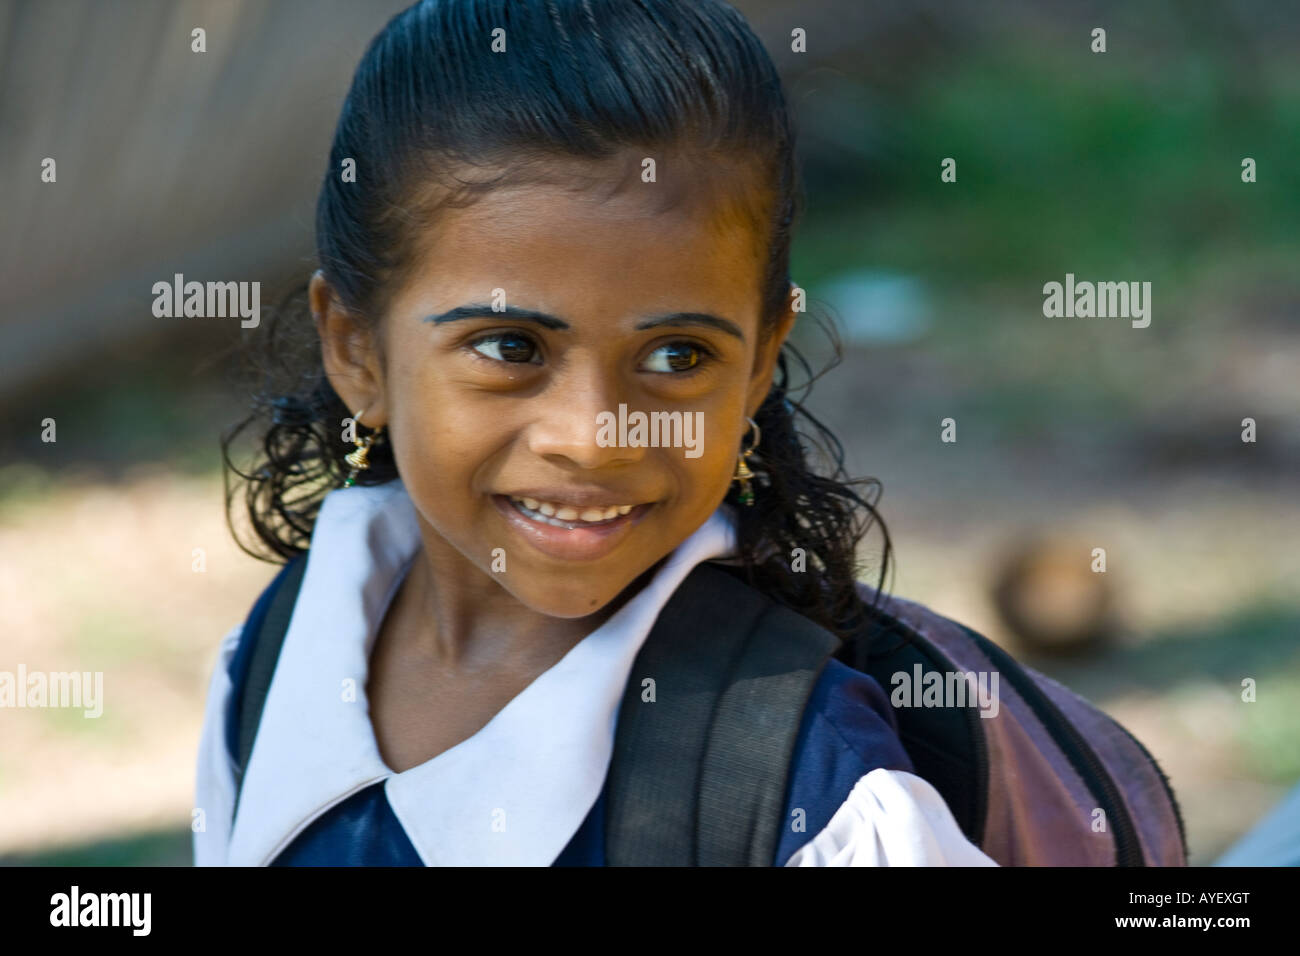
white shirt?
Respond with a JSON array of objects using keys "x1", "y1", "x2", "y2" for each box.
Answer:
[{"x1": 193, "y1": 480, "x2": 996, "y2": 867}]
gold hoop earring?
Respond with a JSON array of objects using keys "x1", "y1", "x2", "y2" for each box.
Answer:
[
  {"x1": 343, "y1": 409, "x2": 383, "y2": 488},
  {"x1": 732, "y1": 417, "x2": 761, "y2": 506}
]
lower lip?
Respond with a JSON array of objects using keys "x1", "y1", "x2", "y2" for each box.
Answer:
[{"x1": 491, "y1": 494, "x2": 653, "y2": 562}]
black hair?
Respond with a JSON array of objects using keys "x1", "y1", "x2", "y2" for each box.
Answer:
[{"x1": 222, "y1": 0, "x2": 892, "y2": 641}]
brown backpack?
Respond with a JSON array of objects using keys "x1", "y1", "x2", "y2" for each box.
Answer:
[{"x1": 843, "y1": 580, "x2": 1187, "y2": 865}]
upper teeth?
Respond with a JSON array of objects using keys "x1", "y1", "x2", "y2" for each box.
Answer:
[{"x1": 511, "y1": 497, "x2": 634, "y2": 522}]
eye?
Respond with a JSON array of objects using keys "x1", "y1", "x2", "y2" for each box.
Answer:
[
  {"x1": 469, "y1": 331, "x2": 541, "y2": 364},
  {"x1": 641, "y1": 340, "x2": 716, "y2": 374}
]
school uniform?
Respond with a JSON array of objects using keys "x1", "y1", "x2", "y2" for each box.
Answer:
[{"x1": 193, "y1": 480, "x2": 996, "y2": 866}]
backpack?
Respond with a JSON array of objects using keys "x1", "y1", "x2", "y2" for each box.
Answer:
[{"x1": 226, "y1": 554, "x2": 1187, "y2": 866}]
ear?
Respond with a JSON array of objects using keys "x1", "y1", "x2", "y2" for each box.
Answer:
[
  {"x1": 310, "y1": 270, "x2": 388, "y2": 426},
  {"x1": 744, "y1": 288, "x2": 797, "y2": 420}
]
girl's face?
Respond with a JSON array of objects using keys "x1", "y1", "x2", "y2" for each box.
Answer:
[{"x1": 315, "y1": 156, "x2": 795, "y2": 620}]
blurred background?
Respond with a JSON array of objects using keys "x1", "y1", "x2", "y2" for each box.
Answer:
[{"x1": 1, "y1": 0, "x2": 1296, "y2": 865}]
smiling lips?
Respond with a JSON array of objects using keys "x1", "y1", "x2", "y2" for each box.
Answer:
[
  {"x1": 509, "y1": 496, "x2": 634, "y2": 525},
  {"x1": 492, "y1": 493, "x2": 652, "y2": 561}
]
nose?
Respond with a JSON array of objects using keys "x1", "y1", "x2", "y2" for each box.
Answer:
[{"x1": 527, "y1": 366, "x2": 645, "y2": 470}]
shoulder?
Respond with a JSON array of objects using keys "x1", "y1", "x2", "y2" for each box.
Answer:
[
  {"x1": 200, "y1": 623, "x2": 244, "y2": 714},
  {"x1": 216, "y1": 556, "x2": 308, "y2": 766},
  {"x1": 193, "y1": 557, "x2": 307, "y2": 866},
  {"x1": 197, "y1": 623, "x2": 244, "y2": 745},
  {"x1": 773, "y1": 658, "x2": 914, "y2": 864},
  {"x1": 798, "y1": 658, "x2": 910, "y2": 772},
  {"x1": 783, "y1": 768, "x2": 999, "y2": 866},
  {"x1": 194, "y1": 622, "x2": 244, "y2": 866},
  {"x1": 775, "y1": 658, "x2": 997, "y2": 866}
]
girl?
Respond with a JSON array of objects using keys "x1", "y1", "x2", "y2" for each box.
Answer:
[{"x1": 195, "y1": 0, "x2": 997, "y2": 866}]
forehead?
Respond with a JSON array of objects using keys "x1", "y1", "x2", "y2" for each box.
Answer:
[{"x1": 394, "y1": 155, "x2": 767, "y2": 320}]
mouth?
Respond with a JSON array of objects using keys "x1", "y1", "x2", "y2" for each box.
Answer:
[{"x1": 490, "y1": 494, "x2": 654, "y2": 562}]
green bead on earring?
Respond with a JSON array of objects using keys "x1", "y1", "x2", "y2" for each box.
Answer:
[
  {"x1": 732, "y1": 417, "x2": 760, "y2": 506},
  {"x1": 343, "y1": 409, "x2": 382, "y2": 487}
]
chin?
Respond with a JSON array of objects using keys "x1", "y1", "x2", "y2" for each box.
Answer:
[{"x1": 505, "y1": 578, "x2": 622, "y2": 620}]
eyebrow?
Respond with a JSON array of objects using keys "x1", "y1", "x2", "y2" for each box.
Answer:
[{"x1": 424, "y1": 304, "x2": 745, "y2": 342}]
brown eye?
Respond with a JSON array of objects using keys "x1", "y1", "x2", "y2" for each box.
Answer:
[
  {"x1": 471, "y1": 332, "x2": 540, "y2": 364},
  {"x1": 642, "y1": 341, "x2": 708, "y2": 374}
]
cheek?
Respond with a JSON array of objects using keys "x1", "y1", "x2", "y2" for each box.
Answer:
[
  {"x1": 667, "y1": 406, "x2": 747, "y2": 506},
  {"x1": 386, "y1": 368, "x2": 493, "y2": 502}
]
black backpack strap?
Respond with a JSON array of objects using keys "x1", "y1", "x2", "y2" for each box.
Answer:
[
  {"x1": 230, "y1": 554, "x2": 308, "y2": 824},
  {"x1": 605, "y1": 562, "x2": 840, "y2": 866}
]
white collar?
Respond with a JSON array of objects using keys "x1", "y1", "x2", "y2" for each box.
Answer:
[{"x1": 227, "y1": 480, "x2": 739, "y2": 866}]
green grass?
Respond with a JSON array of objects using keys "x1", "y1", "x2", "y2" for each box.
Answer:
[
  {"x1": 1239, "y1": 670, "x2": 1300, "y2": 784},
  {"x1": 794, "y1": 48, "x2": 1300, "y2": 291}
]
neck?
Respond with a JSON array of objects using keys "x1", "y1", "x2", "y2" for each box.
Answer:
[{"x1": 396, "y1": 527, "x2": 668, "y2": 672}]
